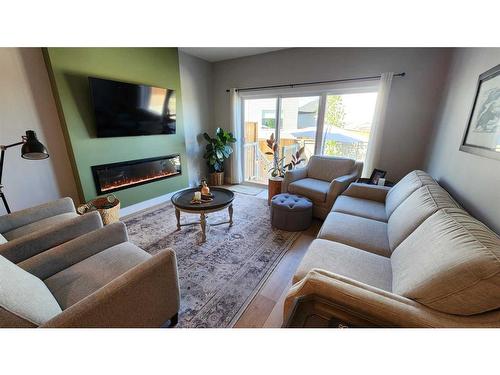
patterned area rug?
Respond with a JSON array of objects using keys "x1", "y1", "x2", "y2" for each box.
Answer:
[
  {"x1": 123, "y1": 193, "x2": 300, "y2": 328},
  {"x1": 222, "y1": 184, "x2": 265, "y2": 196}
]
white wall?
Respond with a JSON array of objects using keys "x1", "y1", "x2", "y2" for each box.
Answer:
[
  {"x1": 212, "y1": 48, "x2": 452, "y2": 181},
  {"x1": 426, "y1": 48, "x2": 500, "y2": 234},
  {"x1": 179, "y1": 51, "x2": 213, "y2": 186},
  {"x1": 0, "y1": 48, "x2": 78, "y2": 215}
]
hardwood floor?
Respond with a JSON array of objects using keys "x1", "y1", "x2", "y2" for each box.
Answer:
[{"x1": 234, "y1": 188, "x2": 321, "y2": 327}]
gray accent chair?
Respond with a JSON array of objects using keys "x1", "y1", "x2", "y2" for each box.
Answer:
[
  {"x1": 281, "y1": 156, "x2": 363, "y2": 219},
  {"x1": 284, "y1": 170, "x2": 500, "y2": 327},
  {"x1": 0, "y1": 220, "x2": 180, "y2": 328},
  {"x1": 0, "y1": 197, "x2": 79, "y2": 243}
]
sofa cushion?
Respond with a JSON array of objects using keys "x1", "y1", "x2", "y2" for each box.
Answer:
[
  {"x1": 307, "y1": 156, "x2": 354, "y2": 182},
  {"x1": 288, "y1": 178, "x2": 330, "y2": 203},
  {"x1": 332, "y1": 195, "x2": 387, "y2": 222},
  {"x1": 294, "y1": 239, "x2": 392, "y2": 291},
  {"x1": 387, "y1": 184, "x2": 460, "y2": 250},
  {"x1": 385, "y1": 170, "x2": 436, "y2": 219},
  {"x1": 0, "y1": 255, "x2": 62, "y2": 325},
  {"x1": 3, "y1": 212, "x2": 79, "y2": 241},
  {"x1": 44, "y1": 242, "x2": 151, "y2": 309},
  {"x1": 0, "y1": 197, "x2": 75, "y2": 235},
  {"x1": 391, "y1": 208, "x2": 500, "y2": 315},
  {"x1": 318, "y1": 212, "x2": 391, "y2": 257}
]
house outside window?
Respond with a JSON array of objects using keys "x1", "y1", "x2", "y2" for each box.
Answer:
[{"x1": 262, "y1": 110, "x2": 277, "y2": 129}]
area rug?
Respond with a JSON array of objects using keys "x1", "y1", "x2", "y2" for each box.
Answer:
[
  {"x1": 222, "y1": 184, "x2": 265, "y2": 196},
  {"x1": 123, "y1": 193, "x2": 300, "y2": 328}
]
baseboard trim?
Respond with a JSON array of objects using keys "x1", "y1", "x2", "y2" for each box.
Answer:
[{"x1": 120, "y1": 190, "x2": 180, "y2": 217}]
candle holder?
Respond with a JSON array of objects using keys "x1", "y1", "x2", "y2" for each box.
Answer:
[{"x1": 190, "y1": 189, "x2": 213, "y2": 204}]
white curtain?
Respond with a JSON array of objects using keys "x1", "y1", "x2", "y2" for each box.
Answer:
[
  {"x1": 363, "y1": 72, "x2": 394, "y2": 177},
  {"x1": 228, "y1": 88, "x2": 243, "y2": 184}
]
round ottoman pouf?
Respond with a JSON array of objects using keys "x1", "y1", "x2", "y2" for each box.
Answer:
[{"x1": 271, "y1": 193, "x2": 313, "y2": 231}]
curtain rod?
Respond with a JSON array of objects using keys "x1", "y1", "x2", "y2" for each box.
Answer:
[{"x1": 225, "y1": 72, "x2": 405, "y2": 93}]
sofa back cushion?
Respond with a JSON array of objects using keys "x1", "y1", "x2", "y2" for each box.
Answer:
[
  {"x1": 387, "y1": 184, "x2": 460, "y2": 250},
  {"x1": 0, "y1": 197, "x2": 75, "y2": 235},
  {"x1": 385, "y1": 170, "x2": 436, "y2": 218},
  {"x1": 307, "y1": 156, "x2": 355, "y2": 182},
  {"x1": 0, "y1": 255, "x2": 62, "y2": 326},
  {"x1": 391, "y1": 208, "x2": 500, "y2": 316}
]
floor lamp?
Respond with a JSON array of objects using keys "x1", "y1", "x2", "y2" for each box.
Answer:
[{"x1": 0, "y1": 130, "x2": 49, "y2": 214}]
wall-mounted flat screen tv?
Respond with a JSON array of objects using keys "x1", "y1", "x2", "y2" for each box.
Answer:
[{"x1": 89, "y1": 77, "x2": 176, "y2": 137}]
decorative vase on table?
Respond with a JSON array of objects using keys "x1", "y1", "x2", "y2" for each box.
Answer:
[
  {"x1": 202, "y1": 127, "x2": 236, "y2": 186},
  {"x1": 265, "y1": 133, "x2": 306, "y2": 205},
  {"x1": 200, "y1": 180, "x2": 211, "y2": 196}
]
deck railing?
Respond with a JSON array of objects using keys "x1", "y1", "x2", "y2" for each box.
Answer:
[{"x1": 244, "y1": 142, "x2": 272, "y2": 184}]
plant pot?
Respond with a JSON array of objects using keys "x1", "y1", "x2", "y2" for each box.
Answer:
[
  {"x1": 209, "y1": 172, "x2": 225, "y2": 186},
  {"x1": 268, "y1": 176, "x2": 283, "y2": 205}
]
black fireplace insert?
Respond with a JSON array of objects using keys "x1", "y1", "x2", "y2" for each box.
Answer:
[{"x1": 91, "y1": 154, "x2": 181, "y2": 195}]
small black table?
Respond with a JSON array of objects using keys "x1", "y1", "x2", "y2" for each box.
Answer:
[
  {"x1": 356, "y1": 177, "x2": 395, "y2": 187},
  {"x1": 171, "y1": 187, "x2": 235, "y2": 243}
]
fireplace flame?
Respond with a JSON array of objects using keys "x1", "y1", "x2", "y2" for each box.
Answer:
[{"x1": 100, "y1": 170, "x2": 180, "y2": 192}]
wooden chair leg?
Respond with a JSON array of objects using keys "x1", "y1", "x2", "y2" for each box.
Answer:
[{"x1": 168, "y1": 313, "x2": 178, "y2": 327}]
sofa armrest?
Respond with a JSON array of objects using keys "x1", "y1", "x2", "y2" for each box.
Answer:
[
  {"x1": 282, "y1": 167, "x2": 308, "y2": 193},
  {"x1": 325, "y1": 171, "x2": 360, "y2": 208},
  {"x1": 353, "y1": 161, "x2": 364, "y2": 177},
  {"x1": 40, "y1": 249, "x2": 180, "y2": 328},
  {"x1": 283, "y1": 269, "x2": 500, "y2": 328},
  {"x1": 0, "y1": 197, "x2": 76, "y2": 234},
  {"x1": 19, "y1": 221, "x2": 128, "y2": 280},
  {"x1": 0, "y1": 212, "x2": 102, "y2": 264},
  {"x1": 342, "y1": 182, "x2": 391, "y2": 203}
]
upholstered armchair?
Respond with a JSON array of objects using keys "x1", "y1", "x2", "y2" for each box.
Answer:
[
  {"x1": 0, "y1": 197, "x2": 79, "y2": 243},
  {"x1": 282, "y1": 156, "x2": 363, "y2": 219},
  {"x1": 0, "y1": 211, "x2": 103, "y2": 264},
  {"x1": 0, "y1": 221, "x2": 180, "y2": 328}
]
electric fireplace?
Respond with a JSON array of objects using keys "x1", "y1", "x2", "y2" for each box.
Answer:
[{"x1": 91, "y1": 154, "x2": 181, "y2": 195}]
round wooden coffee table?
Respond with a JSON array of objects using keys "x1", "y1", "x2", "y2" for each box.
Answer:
[{"x1": 171, "y1": 187, "x2": 235, "y2": 243}]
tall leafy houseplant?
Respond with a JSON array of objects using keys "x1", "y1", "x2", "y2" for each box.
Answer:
[
  {"x1": 265, "y1": 133, "x2": 305, "y2": 177},
  {"x1": 203, "y1": 127, "x2": 236, "y2": 186}
]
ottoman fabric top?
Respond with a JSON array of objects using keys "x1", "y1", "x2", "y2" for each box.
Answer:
[{"x1": 272, "y1": 194, "x2": 312, "y2": 211}]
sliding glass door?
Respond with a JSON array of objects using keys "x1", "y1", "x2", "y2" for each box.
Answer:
[
  {"x1": 279, "y1": 96, "x2": 319, "y2": 166},
  {"x1": 243, "y1": 98, "x2": 277, "y2": 184},
  {"x1": 321, "y1": 92, "x2": 378, "y2": 161},
  {"x1": 242, "y1": 87, "x2": 378, "y2": 186}
]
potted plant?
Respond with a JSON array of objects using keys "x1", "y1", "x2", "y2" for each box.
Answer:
[
  {"x1": 202, "y1": 127, "x2": 237, "y2": 186},
  {"x1": 265, "y1": 134, "x2": 305, "y2": 203}
]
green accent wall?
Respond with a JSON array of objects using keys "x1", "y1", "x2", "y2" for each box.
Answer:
[{"x1": 45, "y1": 48, "x2": 189, "y2": 207}]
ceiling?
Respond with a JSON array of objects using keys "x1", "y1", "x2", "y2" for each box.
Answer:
[{"x1": 179, "y1": 47, "x2": 287, "y2": 62}]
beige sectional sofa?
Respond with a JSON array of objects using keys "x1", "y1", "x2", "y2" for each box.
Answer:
[{"x1": 284, "y1": 170, "x2": 500, "y2": 327}]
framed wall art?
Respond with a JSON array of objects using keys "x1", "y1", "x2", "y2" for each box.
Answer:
[{"x1": 460, "y1": 63, "x2": 500, "y2": 160}]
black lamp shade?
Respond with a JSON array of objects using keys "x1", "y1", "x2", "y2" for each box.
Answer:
[{"x1": 21, "y1": 130, "x2": 49, "y2": 160}]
